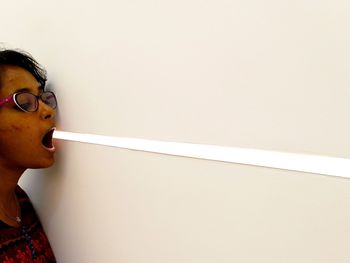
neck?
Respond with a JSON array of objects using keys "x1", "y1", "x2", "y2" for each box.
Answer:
[
  {"x1": 0, "y1": 161, "x2": 25, "y2": 227},
  {"x1": 0, "y1": 163, "x2": 25, "y2": 201},
  {"x1": 0, "y1": 168, "x2": 24, "y2": 199}
]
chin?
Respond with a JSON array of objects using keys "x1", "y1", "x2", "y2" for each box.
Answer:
[{"x1": 30, "y1": 157, "x2": 55, "y2": 169}]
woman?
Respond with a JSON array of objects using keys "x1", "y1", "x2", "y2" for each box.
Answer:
[{"x1": 0, "y1": 49, "x2": 57, "y2": 262}]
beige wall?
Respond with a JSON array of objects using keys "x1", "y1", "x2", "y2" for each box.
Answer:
[
  {"x1": 1, "y1": 0, "x2": 349, "y2": 262},
  {"x1": 2, "y1": 0, "x2": 350, "y2": 158},
  {"x1": 22, "y1": 142, "x2": 350, "y2": 263}
]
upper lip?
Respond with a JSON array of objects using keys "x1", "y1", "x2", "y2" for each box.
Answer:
[{"x1": 43, "y1": 126, "x2": 56, "y2": 136}]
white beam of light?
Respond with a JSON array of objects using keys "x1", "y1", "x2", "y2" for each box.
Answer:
[{"x1": 53, "y1": 130, "x2": 350, "y2": 179}]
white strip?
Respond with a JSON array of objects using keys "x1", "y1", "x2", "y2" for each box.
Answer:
[{"x1": 53, "y1": 130, "x2": 350, "y2": 178}]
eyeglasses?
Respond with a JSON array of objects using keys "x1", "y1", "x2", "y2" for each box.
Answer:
[{"x1": 0, "y1": 91, "x2": 57, "y2": 112}]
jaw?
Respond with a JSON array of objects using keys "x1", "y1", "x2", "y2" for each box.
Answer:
[{"x1": 27, "y1": 152, "x2": 55, "y2": 169}]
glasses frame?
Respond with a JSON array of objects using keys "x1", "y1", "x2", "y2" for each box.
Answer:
[{"x1": 0, "y1": 91, "x2": 57, "y2": 113}]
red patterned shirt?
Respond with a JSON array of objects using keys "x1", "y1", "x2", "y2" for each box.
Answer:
[{"x1": 0, "y1": 186, "x2": 56, "y2": 262}]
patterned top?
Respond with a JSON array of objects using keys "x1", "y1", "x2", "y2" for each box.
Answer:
[{"x1": 0, "y1": 186, "x2": 56, "y2": 263}]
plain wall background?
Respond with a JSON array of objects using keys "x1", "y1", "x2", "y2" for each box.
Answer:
[
  {"x1": 21, "y1": 143, "x2": 350, "y2": 262},
  {"x1": 1, "y1": 0, "x2": 349, "y2": 262},
  {"x1": 2, "y1": 0, "x2": 350, "y2": 157}
]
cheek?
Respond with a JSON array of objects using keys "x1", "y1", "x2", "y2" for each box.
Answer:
[
  {"x1": 0, "y1": 124, "x2": 35, "y2": 147},
  {"x1": 10, "y1": 124, "x2": 22, "y2": 131},
  {"x1": 0, "y1": 123, "x2": 26, "y2": 132},
  {"x1": 0, "y1": 126, "x2": 26, "y2": 140},
  {"x1": 10, "y1": 124, "x2": 33, "y2": 139}
]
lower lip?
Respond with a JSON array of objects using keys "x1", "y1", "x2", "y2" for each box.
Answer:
[{"x1": 42, "y1": 145, "x2": 56, "y2": 153}]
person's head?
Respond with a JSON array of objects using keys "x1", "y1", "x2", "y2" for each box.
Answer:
[
  {"x1": 0, "y1": 49, "x2": 57, "y2": 171},
  {"x1": 0, "y1": 50, "x2": 47, "y2": 88}
]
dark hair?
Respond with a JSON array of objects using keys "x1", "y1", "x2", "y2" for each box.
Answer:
[{"x1": 0, "y1": 49, "x2": 47, "y2": 88}]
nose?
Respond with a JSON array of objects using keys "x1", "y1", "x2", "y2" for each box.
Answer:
[{"x1": 39, "y1": 100, "x2": 56, "y2": 120}]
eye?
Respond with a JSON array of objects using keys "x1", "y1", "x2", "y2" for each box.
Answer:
[
  {"x1": 13, "y1": 105, "x2": 22, "y2": 111},
  {"x1": 20, "y1": 102, "x2": 32, "y2": 109},
  {"x1": 15, "y1": 93, "x2": 36, "y2": 111}
]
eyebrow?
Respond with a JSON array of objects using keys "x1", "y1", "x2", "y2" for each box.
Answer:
[{"x1": 15, "y1": 86, "x2": 44, "y2": 94}]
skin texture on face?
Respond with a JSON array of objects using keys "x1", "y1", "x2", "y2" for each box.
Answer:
[{"x1": 0, "y1": 65, "x2": 56, "y2": 172}]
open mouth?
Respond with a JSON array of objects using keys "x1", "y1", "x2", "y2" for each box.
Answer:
[{"x1": 42, "y1": 127, "x2": 56, "y2": 151}]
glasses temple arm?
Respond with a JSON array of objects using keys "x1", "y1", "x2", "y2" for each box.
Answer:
[{"x1": 0, "y1": 95, "x2": 14, "y2": 107}]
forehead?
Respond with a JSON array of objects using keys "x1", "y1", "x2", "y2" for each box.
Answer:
[{"x1": 0, "y1": 65, "x2": 41, "y2": 96}]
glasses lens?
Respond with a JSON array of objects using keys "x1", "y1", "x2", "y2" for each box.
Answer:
[
  {"x1": 15, "y1": 93, "x2": 37, "y2": 112},
  {"x1": 41, "y1": 91, "x2": 57, "y2": 109}
]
